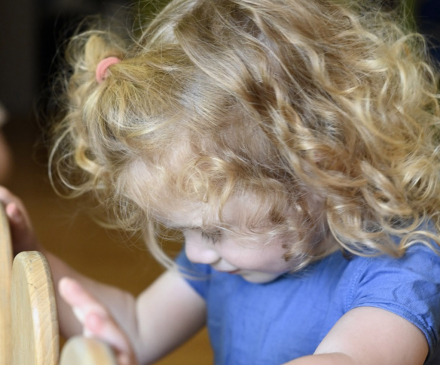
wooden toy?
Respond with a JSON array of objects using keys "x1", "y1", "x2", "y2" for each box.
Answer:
[
  {"x1": 0, "y1": 205, "x2": 118, "y2": 364},
  {"x1": 0, "y1": 204, "x2": 12, "y2": 365},
  {"x1": 60, "y1": 337, "x2": 117, "y2": 365},
  {"x1": 11, "y1": 251, "x2": 59, "y2": 365}
]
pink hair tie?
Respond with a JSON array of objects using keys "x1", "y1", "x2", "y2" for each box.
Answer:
[{"x1": 95, "y1": 57, "x2": 121, "y2": 84}]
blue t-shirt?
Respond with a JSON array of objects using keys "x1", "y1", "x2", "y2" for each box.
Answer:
[{"x1": 176, "y1": 243, "x2": 440, "y2": 365}]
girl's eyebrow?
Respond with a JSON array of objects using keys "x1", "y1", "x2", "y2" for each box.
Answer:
[
  {"x1": 173, "y1": 225, "x2": 199, "y2": 230},
  {"x1": 167, "y1": 224, "x2": 203, "y2": 231},
  {"x1": 173, "y1": 225, "x2": 221, "y2": 233}
]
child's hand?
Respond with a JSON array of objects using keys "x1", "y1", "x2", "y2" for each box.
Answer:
[
  {"x1": 59, "y1": 277, "x2": 139, "y2": 365},
  {"x1": 0, "y1": 187, "x2": 43, "y2": 255}
]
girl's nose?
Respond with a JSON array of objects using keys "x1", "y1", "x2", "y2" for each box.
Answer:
[{"x1": 185, "y1": 238, "x2": 220, "y2": 265}]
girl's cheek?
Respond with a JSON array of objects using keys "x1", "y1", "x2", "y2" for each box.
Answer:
[{"x1": 217, "y1": 240, "x2": 254, "y2": 268}]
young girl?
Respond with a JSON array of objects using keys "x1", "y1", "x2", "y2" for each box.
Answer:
[{"x1": 2, "y1": 0, "x2": 440, "y2": 364}]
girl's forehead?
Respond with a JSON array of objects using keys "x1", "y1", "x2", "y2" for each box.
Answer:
[
  {"x1": 160, "y1": 205, "x2": 211, "y2": 229},
  {"x1": 124, "y1": 158, "x2": 272, "y2": 230},
  {"x1": 123, "y1": 163, "x2": 217, "y2": 225},
  {"x1": 159, "y1": 195, "x2": 269, "y2": 233}
]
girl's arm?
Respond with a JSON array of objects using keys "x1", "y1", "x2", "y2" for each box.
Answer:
[
  {"x1": 283, "y1": 306, "x2": 428, "y2": 365},
  {"x1": 133, "y1": 270, "x2": 206, "y2": 363}
]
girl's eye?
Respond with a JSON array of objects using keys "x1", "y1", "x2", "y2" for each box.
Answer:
[{"x1": 201, "y1": 230, "x2": 222, "y2": 243}]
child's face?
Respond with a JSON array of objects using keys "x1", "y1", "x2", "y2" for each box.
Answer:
[
  {"x1": 167, "y1": 198, "x2": 293, "y2": 284},
  {"x1": 183, "y1": 228, "x2": 292, "y2": 283},
  {"x1": 127, "y1": 161, "x2": 293, "y2": 283}
]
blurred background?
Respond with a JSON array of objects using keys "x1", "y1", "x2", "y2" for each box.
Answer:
[{"x1": 0, "y1": 0, "x2": 438, "y2": 363}]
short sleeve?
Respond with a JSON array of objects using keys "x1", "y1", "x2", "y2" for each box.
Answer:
[
  {"x1": 346, "y1": 244, "x2": 440, "y2": 359},
  {"x1": 175, "y1": 249, "x2": 211, "y2": 300}
]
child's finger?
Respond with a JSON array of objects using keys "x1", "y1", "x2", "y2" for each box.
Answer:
[
  {"x1": 59, "y1": 277, "x2": 108, "y2": 333},
  {"x1": 85, "y1": 311, "x2": 131, "y2": 354},
  {"x1": 6, "y1": 202, "x2": 21, "y2": 222},
  {"x1": 0, "y1": 187, "x2": 28, "y2": 219},
  {"x1": 7, "y1": 205, "x2": 42, "y2": 252},
  {"x1": 6, "y1": 202, "x2": 29, "y2": 230},
  {"x1": 59, "y1": 278, "x2": 137, "y2": 364},
  {"x1": 0, "y1": 194, "x2": 41, "y2": 253},
  {"x1": 0, "y1": 187, "x2": 34, "y2": 232}
]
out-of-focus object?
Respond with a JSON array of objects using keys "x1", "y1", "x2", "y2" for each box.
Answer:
[
  {"x1": 417, "y1": 0, "x2": 440, "y2": 63},
  {"x1": 11, "y1": 251, "x2": 59, "y2": 365},
  {"x1": 0, "y1": 203, "x2": 12, "y2": 365},
  {"x1": 60, "y1": 337, "x2": 118, "y2": 365},
  {"x1": 0, "y1": 103, "x2": 12, "y2": 184}
]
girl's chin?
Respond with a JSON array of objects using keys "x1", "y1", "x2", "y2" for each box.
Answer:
[{"x1": 239, "y1": 271, "x2": 285, "y2": 284}]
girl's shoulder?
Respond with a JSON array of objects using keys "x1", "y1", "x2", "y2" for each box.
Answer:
[{"x1": 343, "y1": 242, "x2": 440, "y2": 359}]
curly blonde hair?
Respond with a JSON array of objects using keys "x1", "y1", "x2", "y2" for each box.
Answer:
[{"x1": 51, "y1": 0, "x2": 440, "y2": 271}]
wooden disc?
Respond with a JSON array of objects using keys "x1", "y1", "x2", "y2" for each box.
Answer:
[
  {"x1": 11, "y1": 251, "x2": 59, "y2": 365},
  {"x1": 0, "y1": 205, "x2": 12, "y2": 365},
  {"x1": 60, "y1": 337, "x2": 118, "y2": 365}
]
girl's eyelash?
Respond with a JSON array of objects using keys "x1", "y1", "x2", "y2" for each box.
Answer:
[{"x1": 201, "y1": 230, "x2": 222, "y2": 243}]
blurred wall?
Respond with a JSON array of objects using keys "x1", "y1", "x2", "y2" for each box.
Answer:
[
  {"x1": 416, "y1": 0, "x2": 440, "y2": 63},
  {"x1": 0, "y1": 0, "x2": 131, "y2": 122},
  {"x1": 0, "y1": 0, "x2": 37, "y2": 119}
]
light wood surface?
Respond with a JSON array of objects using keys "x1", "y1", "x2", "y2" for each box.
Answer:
[
  {"x1": 60, "y1": 337, "x2": 118, "y2": 365},
  {"x1": 0, "y1": 205, "x2": 12, "y2": 365},
  {"x1": 11, "y1": 251, "x2": 59, "y2": 365}
]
